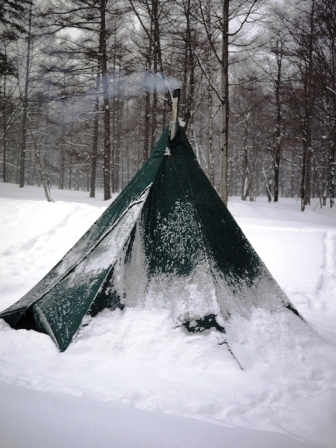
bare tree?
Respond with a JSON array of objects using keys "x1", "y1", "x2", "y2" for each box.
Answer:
[
  {"x1": 0, "y1": 31, "x2": 18, "y2": 182},
  {"x1": 277, "y1": 0, "x2": 317, "y2": 211},
  {"x1": 313, "y1": 0, "x2": 336, "y2": 207},
  {"x1": 270, "y1": 36, "x2": 285, "y2": 202}
]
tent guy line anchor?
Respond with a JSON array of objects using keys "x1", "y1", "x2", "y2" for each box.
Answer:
[{"x1": 219, "y1": 341, "x2": 244, "y2": 371}]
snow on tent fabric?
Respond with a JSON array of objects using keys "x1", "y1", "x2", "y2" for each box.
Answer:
[{"x1": 0, "y1": 126, "x2": 303, "y2": 353}]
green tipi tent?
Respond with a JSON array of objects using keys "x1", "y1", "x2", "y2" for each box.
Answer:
[{"x1": 0, "y1": 126, "x2": 301, "y2": 352}]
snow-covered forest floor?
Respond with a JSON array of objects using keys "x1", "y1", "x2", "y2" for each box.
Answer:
[{"x1": 0, "y1": 182, "x2": 336, "y2": 448}]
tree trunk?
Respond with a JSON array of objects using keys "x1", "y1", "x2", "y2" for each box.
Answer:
[
  {"x1": 111, "y1": 24, "x2": 119, "y2": 193},
  {"x1": 305, "y1": 141, "x2": 312, "y2": 205},
  {"x1": 20, "y1": 2, "x2": 33, "y2": 188},
  {"x1": 273, "y1": 40, "x2": 283, "y2": 202},
  {"x1": 2, "y1": 60, "x2": 7, "y2": 182},
  {"x1": 151, "y1": 0, "x2": 160, "y2": 147},
  {"x1": 300, "y1": 0, "x2": 315, "y2": 211},
  {"x1": 219, "y1": 0, "x2": 229, "y2": 205},
  {"x1": 208, "y1": 87, "x2": 214, "y2": 185},
  {"x1": 115, "y1": 70, "x2": 122, "y2": 191},
  {"x1": 206, "y1": 0, "x2": 214, "y2": 185},
  {"x1": 143, "y1": 89, "x2": 151, "y2": 164},
  {"x1": 26, "y1": 114, "x2": 53, "y2": 202},
  {"x1": 90, "y1": 72, "x2": 100, "y2": 198},
  {"x1": 241, "y1": 129, "x2": 249, "y2": 201},
  {"x1": 100, "y1": 0, "x2": 111, "y2": 200},
  {"x1": 59, "y1": 94, "x2": 66, "y2": 189},
  {"x1": 329, "y1": 128, "x2": 336, "y2": 207},
  {"x1": 183, "y1": 0, "x2": 195, "y2": 133}
]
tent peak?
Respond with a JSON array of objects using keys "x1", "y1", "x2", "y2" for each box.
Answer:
[{"x1": 168, "y1": 88, "x2": 180, "y2": 141}]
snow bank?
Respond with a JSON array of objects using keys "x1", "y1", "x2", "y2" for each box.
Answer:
[{"x1": 1, "y1": 183, "x2": 336, "y2": 447}]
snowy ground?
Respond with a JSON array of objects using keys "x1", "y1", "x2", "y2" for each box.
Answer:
[{"x1": 0, "y1": 182, "x2": 336, "y2": 448}]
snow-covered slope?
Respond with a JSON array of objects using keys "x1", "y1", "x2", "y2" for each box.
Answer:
[{"x1": 0, "y1": 182, "x2": 335, "y2": 448}]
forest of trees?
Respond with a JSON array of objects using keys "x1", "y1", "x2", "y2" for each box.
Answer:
[{"x1": 1, "y1": 0, "x2": 335, "y2": 211}]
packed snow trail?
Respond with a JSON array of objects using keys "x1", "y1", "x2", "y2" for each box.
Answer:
[{"x1": 0, "y1": 383, "x2": 320, "y2": 448}]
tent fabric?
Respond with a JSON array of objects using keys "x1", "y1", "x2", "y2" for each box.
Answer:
[{"x1": 0, "y1": 127, "x2": 299, "y2": 352}]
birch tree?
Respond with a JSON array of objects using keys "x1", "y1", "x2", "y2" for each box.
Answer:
[{"x1": 197, "y1": 0, "x2": 262, "y2": 205}]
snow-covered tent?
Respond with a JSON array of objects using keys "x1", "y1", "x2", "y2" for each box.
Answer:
[{"x1": 0, "y1": 126, "x2": 302, "y2": 352}]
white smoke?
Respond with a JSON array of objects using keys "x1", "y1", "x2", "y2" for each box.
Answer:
[
  {"x1": 108, "y1": 71, "x2": 181, "y2": 98},
  {"x1": 41, "y1": 71, "x2": 181, "y2": 125}
]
